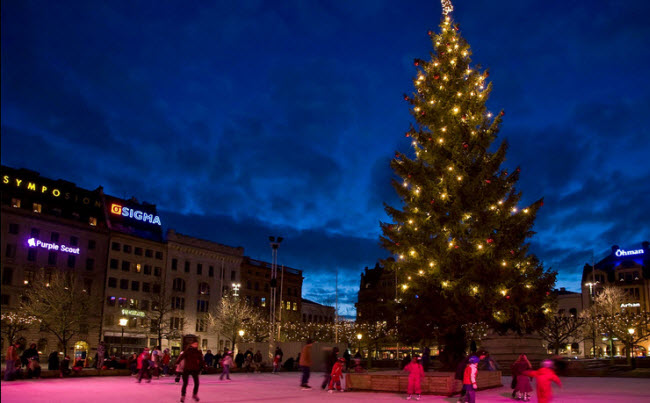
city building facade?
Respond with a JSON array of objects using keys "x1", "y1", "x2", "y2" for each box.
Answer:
[
  {"x1": 581, "y1": 242, "x2": 650, "y2": 357},
  {"x1": 355, "y1": 261, "x2": 396, "y2": 325},
  {"x1": 301, "y1": 298, "x2": 335, "y2": 323}
]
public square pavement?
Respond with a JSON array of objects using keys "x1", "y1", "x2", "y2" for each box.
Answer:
[{"x1": 2, "y1": 371, "x2": 649, "y2": 402}]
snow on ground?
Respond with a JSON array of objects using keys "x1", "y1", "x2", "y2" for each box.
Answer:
[{"x1": 1, "y1": 372, "x2": 649, "y2": 402}]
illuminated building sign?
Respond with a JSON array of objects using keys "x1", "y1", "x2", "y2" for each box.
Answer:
[
  {"x1": 615, "y1": 248, "x2": 644, "y2": 257},
  {"x1": 110, "y1": 203, "x2": 161, "y2": 226},
  {"x1": 121, "y1": 309, "x2": 146, "y2": 317},
  {"x1": 621, "y1": 303, "x2": 641, "y2": 308},
  {"x1": 3, "y1": 174, "x2": 101, "y2": 207},
  {"x1": 27, "y1": 238, "x2": 80, "y2": 255}
]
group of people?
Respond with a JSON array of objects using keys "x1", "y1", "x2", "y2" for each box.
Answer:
[
  {"x1": 3, "y1": 341, "x2": 87, "y2": 381},
  {"x1": 510, "y1": 354, "x2": 562, "y2": 403}
]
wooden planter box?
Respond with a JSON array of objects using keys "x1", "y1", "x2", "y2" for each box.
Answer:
[{"x1": 345, "y1": 370, "x2": 502, "y2": 396}]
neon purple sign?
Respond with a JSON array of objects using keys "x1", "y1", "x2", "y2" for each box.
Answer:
[{"x1": 27, "y1": 238, "x2": 80, "y2": 255}]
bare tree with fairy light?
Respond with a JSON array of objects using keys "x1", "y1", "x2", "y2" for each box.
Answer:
[{"x1": 380, "y1": 0, "x2": 556, "y2": 368}]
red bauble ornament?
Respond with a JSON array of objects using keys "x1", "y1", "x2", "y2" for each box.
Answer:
[
  {"x1": 463, "y1": 143, "x2": 469, "y2": 149},
  {"x1": 434, "y1": 75, "x2": 440, "y2": 80},
  {"x1": 428, "y1": 30, "x2": 433, "y2": 36},
  {"x1": 405, "y1": 133, "x2": 410, "y2": 137},
  {"x1": 430, "y1": 199, "x2": 435, "y2": 204},
  {"x1": 421, "y1": 111, "x2": 425, "y2": 116},
  {"x1": 506, "y1": 295, "x2": 510, "y2": 299},
  {"x1": 395, "y1": 153, "x2": 400, "y2": 158},
  {"x1": 454, "y1": 25, "x2": 459, "y2": 31},
  {"x1": 510, "y1": 250, "x2": 515, "y2": 255},
  {"x1": 486, "y1": 238, "x2": 493, "y2": 243},
  {"x1": 407, "y1": 174, "x2": 411, "y2": 178},
  {"x1": 485, "y1": 180, "x2": 491, "y2": 184},
  {"x1": 414, "y1": 60, "x2": 419, "y2": 66},
  {"x1": 540, "y1": 201, "x2": 544, "y2": 206},
  {"x1": 500, "y1": 111, "x2": 505, "y2": 116},
  {"x1": 403, "y1": 94, "x2": 409, "y2": 101},
  {"x1": 454, "y1": 245, "x2": 459, "y2": 249},
  {"x1": 396, "y1": 242, "x2": 400, "y2": 246},
  {"x1": 516, "y1": 168, "x2": 521, "y2": 172}
]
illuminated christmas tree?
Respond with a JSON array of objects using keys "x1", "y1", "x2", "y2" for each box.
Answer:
[{"x1": 380, "y1": 1, "x2": 556, "y2": 361}]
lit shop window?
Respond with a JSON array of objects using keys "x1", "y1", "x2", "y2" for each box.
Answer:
[
  {"x1": 261, "y1": 298, "x2": 266, "y2": 307},
  {"x1": 136, "y1": 263, "x2": 142, "y2": 273},
  {"x1": 12, "y1": 198, "x2": 21, "y2": 208},
  {"x1": 293, "y1": 302, "x2": 298, "y2": 311},
  {"x1": 33, "y1": 203, "x2": 42, "y2": 213},
  {"x1": 89, "y1": 217, "x2": 97, "y2": 226}
]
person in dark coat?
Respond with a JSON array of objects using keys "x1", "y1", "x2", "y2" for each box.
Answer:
[
  {"x1": 177, "y1": 340, "x2": 206, "y2": 402},
  {"x1": 214, "y1": 352, "x2": 222, "y2": 368},
  {"x1": 321, "y1": 347, "x2": 339, "y2": 389},
  {"x1": 21, "y1": 343, "x2": 39, "y2": 367},
  {"x1": 203, "y1": 350, "x2": 214, "y2": 369},
  {"x1": 234, "y1": 351, "x2": 244, "y2": 369},
  {"x1": 343, "y1": 349, "x2": 351, "y2": 370},
  {"x1": 60, "y1": 356, "x2": 71, "y2": 377},
  {"x1": 274, "y1": 346, "x2": 284, "y2": 362},
  {"x1": 512, "y1": 354, "x2": 533, "y2": 401},
  {"x1": 422, "y1": 347, "x2": 431, "y2": 372},
  {"x1": 48, "y1": 351, "x2": 60, "y2": 370}
]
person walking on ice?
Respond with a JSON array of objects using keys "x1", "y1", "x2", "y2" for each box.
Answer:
[{"x1": 177, "y1": 340, "x2": 206, "y2": 402}]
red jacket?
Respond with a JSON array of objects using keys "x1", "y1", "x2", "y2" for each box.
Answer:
[
  {"x1": 177, "y1": 347, "x2": 205, "y2": 372},
  {"x1": 136, "y1": 352, "x2": 149, "y2": 370},
  {"x1": 404, "y1": 362, "x2": 425, "y2": 381},
  {"x1": 463, "y1": 364, "x2": 477, "y2": 386},
  {"x1": 523, "y1": 367, "x2": 562, "y2": 403},
  {"x1": 331, "y1": 361, "x2": 344, "y2": 379}
]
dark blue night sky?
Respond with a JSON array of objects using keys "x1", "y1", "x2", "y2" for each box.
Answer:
[{"x1": 2, "y1": 1, "x2": 649, "y2": 317}]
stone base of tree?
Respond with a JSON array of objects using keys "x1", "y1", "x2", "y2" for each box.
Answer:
[
  {"x1": 344, "y1": 370, "x2": 502, "y2": 395},
  {"x1": 479, "y1": 330, "x2": 548, "y2": 373}
]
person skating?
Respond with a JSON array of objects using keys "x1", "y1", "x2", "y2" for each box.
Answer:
[
  {"x1": 511, "y1": 354, "x2": 533, "y2": 401},
  {"x1": 4, "y1": 342, "x2": 21, "y2": 381},
  {"x1": 272, "y1": 353, "x2": 281, "y2": 374},
  {"x1": 523, "y1": 360, "x2": 562, "y2": 403},
  {"x1": 96, "y1": 341, "x2": 106, "y2": 369},
  {"x1": 404, "y1": 356, "x2": 425, "y2": 400},
  {"x1": 48, "y1": 351, "x2": 60, "y2": 371},
  {"x1": 321, "y1": 347, "x2": 339, "y2": 390},
  {"x1": 219, "y1": 351, "x2": 232, "y2": 381},
  {"x1": 177, "y1": 340, "x2": 206, "y2": 402},
  {"x1": 162, "y1": 349, "x2": 171, "y2": 376},
  {"x1": 462, "y1": 356, "x2": 479, "y2": 403},
  {"x1": 136, "y1": 347, "x2": 152, "y2": 383},
  {"x1": 328, "y1": 357, "x2": 346, "y2": 392},
  {"x1": 299, "y1": 339, "x2": 314, "y2": 389}
]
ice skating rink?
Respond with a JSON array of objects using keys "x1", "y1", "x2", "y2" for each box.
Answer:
[{"x1": 2, "y1": 372, "x2": 649, "y2": 402}]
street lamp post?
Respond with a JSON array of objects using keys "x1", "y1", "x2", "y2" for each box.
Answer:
[
  {"x1": 238, "y1": 330, "x2": 245, "y2": 354},
  {"x1": 269, "y1": 236, "x2": 283, "y2": 357},
  {"x1": 119, "y1": 317, "x2": 128, "y2": 357},
  {"x1": 356, "y1": 333, "x2": 363, "y2": 355}
]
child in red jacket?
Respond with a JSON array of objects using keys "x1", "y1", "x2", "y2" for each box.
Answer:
[
  {"x1": 404, "y1": 356, "x2": 425, "y2": 401},
  {"x1": 328, "y1": 357, "x2": 346, "y2": 392},
  {"x1": 524, "y1": 360, "x2": 562, "y2": 403}
]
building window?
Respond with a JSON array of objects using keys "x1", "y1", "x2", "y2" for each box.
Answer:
[
  {"x1": 170, "y1": 317, "x2": 183, "y2": 330},
  {"x1": 141, "y1": 300, "x2": 149, "y2": 310},
  {"x1": 254, "y1": 282, "x2": 259, "y2": 291},
  {"x1": 293, "y1": 302, "x2": 298, "y2": 311},
  {"x1": 134, "y1": 247, "x2": 143, "y2": 256},
  {"x1": 89, "y1": 217, "x2": 97, "y2": 226},
  {"x1": 198, "y1": 283, "x2": 210, "y2": 295},
  {"x1": 32, "y1": 203, "x2": 42, "y2": 213},
  {"x1": 155, "y1": 251, "x2": 163, "y2": 260},
  {"x1": 144, "y1": 265, "x2": 152, "y2": 275},
  {"x1": 143, "y1": 282, "x2": 151, "y2": 293},
  {"x1": 261, "y1": 297, "x2": 266, "y2": 307},
  {"x1": 209, "y1": 266, "x2": 214, "y2": 277},
  {"x1": 51, "y1": 232, "x2": 60, "y2": 243},
  {"x1": 48, "y1": 251, "x2": 57, "y2": 266},
  {"x1": 145, "y1": 249, "x2": 153, "y2": 258},
  {"x1": 27, "y1": 248, "x2": 37, "y2": 262},
  {"x1": 31, "y1": 227, "x2": 40, "y2": 238},
  {"x1": 67, "y1": 255, "x2": 76, "y2": 268},
  {"x1": 286, "y1": 301, "x2": 291, "y2": 310},
  {"x1": 110, "y1": 259, "x2": 118, "y2": 269},
  {"x1": 118, "y1": 297, "x2": 127, "y2": 307},
  {"x1": 195, "y1": 318, "x2": 208, "y2": 333},
  {"x1": 123, "y1": 244, "x2": 132, "y2": 253},
  {"x1": 132, "y1": 281, "x2": 140, "y2": 291},
  {"x1": 153, "y1": 283, "x2": 161, "y2": 294},
  {"x1": 197, "y1": 300, "x2": 209, "y2": 312},
  {"x1": 104, "y1": 314, "x2": 114, "y2": 326},
  {"x1": 70, "y1": 236, "x2": 79, "y2": 246},
  {"x1": 9, "y1": 223, "x2": 19, "y2": 234},
  {"x1": 135, "y1": 263, "x2": 142, "y2": 273},
  {"x1": 197, "y1": 264, "x2": 202, "y2": 275},
  {"x1": 246, "y1": 281, "x2": 252, "y2": 290},
  {"x1": 171, "y1": 259, "x2": 178, "y2": 271},
  {"x1": 569, "y1": 308, "x2": 577, "y2": 317},
  {"x1": 107, "y1": 296, "x2": 116, "y2": 306},
  {"x1": 11, "y1": 198, "x2": 21, "y2": 208},
  {"x1": 172, "y1": 296, "x2": 185, "y2": 310},
  {"x1": 231, "y1": 271, "x2": 236, "y2": 281},
  {"x1": 122, "y1": 261, "x2": 130, "y2": 272},
  {"x1": 88, "y1": 239, "x2": 96, "y2": 250},
  {"x1": 120, "y1": 279, "x2": 128, "y2": 289},
  {"x1": 172, "y1": 278, "x2": 186, "y2": 292},
  {"x1": 154, "y1": 267, "x2": 162, "y2": 277},
  {"x1": 184, "y1": 261, "x2": 190, "y2": 273},
  {"x1": 2, "y1": 267, "x2": 13, "y2": 285},
  {"x1": 112, "y1": 242, "x2": 120, "y2": 251},
  {"x1": 86, "y1": 258, "x2": 95, "y2": 271},
  {"x1": 108, "y1": 277, "x2": 117, "y2": 288}
]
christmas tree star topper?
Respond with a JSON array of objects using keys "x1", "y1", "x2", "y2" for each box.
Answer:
[{"x1": 441, "y1": 0, "x2": 454, "y2": 15}]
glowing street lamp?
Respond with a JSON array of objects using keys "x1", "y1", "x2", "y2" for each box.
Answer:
[
  {"x1": 119, "y1": 317, "x2": 128, "y2": 357},
  {"x1": 232, "y1": 283, "x2": 241, "y2": 297},
  {"x1": 357, "y1": 333, "x2": 363, "y2": 355}
]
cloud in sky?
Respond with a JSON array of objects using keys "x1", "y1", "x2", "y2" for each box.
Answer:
[{"x1": 2, "y1": 0, "x2": 649, "y2": 316}]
